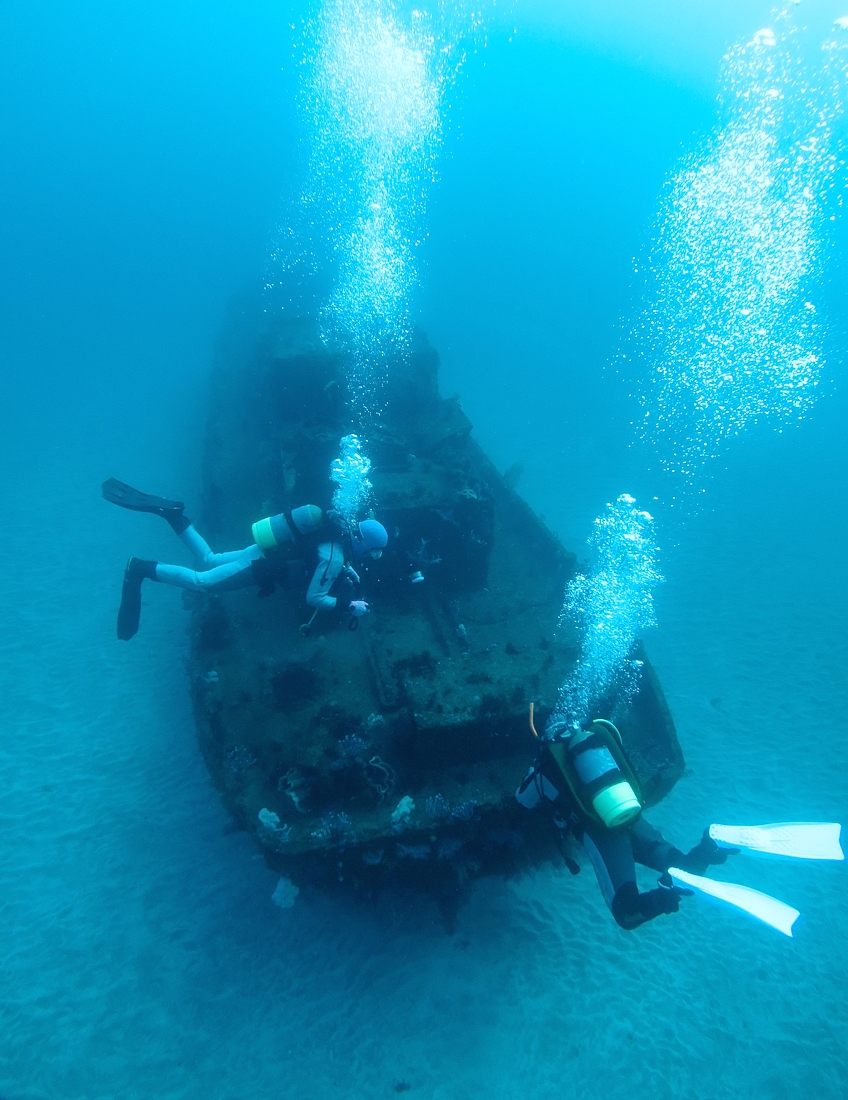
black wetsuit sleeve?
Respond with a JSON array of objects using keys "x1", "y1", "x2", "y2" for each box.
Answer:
[
  {"x1": 629, "y1": 816, "x2": 686, "y2": 874},
  {"x1": 611, "y1": 880, "x2": 684, "y2": 930},
  {"x1": 582, "y1": 816, "x2": 686, "y2": 930}
]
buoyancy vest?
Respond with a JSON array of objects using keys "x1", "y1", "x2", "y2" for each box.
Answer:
[
  {"x1": 252, "y1": 507, "x2": 356, "y2": 558},
  {"x1": 547, "y1": 719, "x2": 643, "y2": 830},
  {"x1": 249, "y1": 506, "x2": 353, "y2": 596}
]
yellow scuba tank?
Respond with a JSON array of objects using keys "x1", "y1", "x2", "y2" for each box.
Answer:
[{"x1": 548, "y1": 719, "x2": 643, "y2": 829}]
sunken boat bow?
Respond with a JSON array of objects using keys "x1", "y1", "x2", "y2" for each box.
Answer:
[{"x1": 189, "y1": 319, "x2": 684, "y2": 900}]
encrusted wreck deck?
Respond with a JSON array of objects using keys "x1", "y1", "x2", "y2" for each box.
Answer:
[{"x1": 188, "y1": 319, "x2": 684, "y2": 905}]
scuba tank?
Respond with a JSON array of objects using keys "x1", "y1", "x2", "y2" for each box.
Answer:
[
  {"x1": 548, "y1": 719, "x2": 643, "y2": 829},
  {"x1": 250, "y1": 506, "x2": 335, "y2": 601},
  {"x1": 251, "y1": 505, "x2": 324, "y2": 551}
]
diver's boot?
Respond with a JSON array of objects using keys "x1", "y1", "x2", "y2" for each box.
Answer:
[
  {"x1": 102, "y1": 478, "x2": 190, "y2": 534},
  {"x1": 117, "y1": 558, "x2": 158, "y2": 641}
]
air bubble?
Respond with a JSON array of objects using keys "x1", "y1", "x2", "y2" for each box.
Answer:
[
  {"x1": 549, "y1": 495, "x2": 662, "y2": 734},
  {"x1": 279, "y1": 0, "x2": 489, "y2": 424},
  {"x1": 633, "y1": 8, "x2": 848, "y2": 486}
]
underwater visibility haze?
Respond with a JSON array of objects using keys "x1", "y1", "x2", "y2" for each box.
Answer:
[{"x1": 1, "y1": 0, "x2": 848, "y2": 1097}]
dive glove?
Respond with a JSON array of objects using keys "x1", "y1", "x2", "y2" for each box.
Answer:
[
  {"x1": 681, "y1": 827, "x2": 740, "y2": 874},
  {"x1": 655, "y1": 872, "x2": 694, "y2": 913}
]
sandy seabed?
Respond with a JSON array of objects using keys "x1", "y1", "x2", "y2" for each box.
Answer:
[{"x1": 1, "y1": 399, "x2": 846, "y2": 1100}]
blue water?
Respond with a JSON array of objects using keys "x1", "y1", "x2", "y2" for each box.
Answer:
[{"x1": 2, "y1": 2, "x2": 848, "y2": 1097}]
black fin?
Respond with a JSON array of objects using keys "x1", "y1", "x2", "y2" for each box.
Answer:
[
  {"x1": 102, "y1": 478, "x2": 184, "y2": 517},
  {"x1": 117, "y1": 558, "x2": 156, "y2": 641}
]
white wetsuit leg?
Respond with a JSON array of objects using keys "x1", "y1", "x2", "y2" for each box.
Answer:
[
  {"x1": 179, "y1": 525, "x2": 257, "y2": 567},
  {"x1": 155, "y1": 524, "x2": 262, "y2": 591},
  {"x1": 156, "y1": 552, "x2": 260, "y2": 591}
]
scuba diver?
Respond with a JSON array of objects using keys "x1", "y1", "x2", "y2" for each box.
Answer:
[
  {"x1": 516, "y1": 712, "x2": 738, "y2": 930},
  {"x1": 102, "y1": 478, "x2": 388, "y2": 641}
]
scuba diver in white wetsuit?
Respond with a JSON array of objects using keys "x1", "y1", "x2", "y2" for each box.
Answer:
[
  {"x1": 516, "y1": 714, "x2": 738, "y2": 929},
  {"x1": 102, "y1": 479, "x2": 388, "y2": 641}
]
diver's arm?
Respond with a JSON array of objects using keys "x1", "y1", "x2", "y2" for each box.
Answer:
[
  {"x1": 305, "y1": 541, "x2": 344, "y2": 610},
  {"x1": 583, "y1": 818, "x2": 689, "y2": 930},
  {"x1": 630, "y1": 817, "x2": 686, "y2": 873},
  {"x1": 631, "y1": 817, "x2": 735, "y2": 875},
  {"x1": 611, "y1": 880, "x2": 688, "y2": 929}
]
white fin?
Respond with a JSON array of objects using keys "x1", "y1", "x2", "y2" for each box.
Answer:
[
  {"x1": 710, "y1": 822, "x2": 844, "y2": 861},
  {"x1": 669, "y1": 867, "x2": 799, "y2": 938}
]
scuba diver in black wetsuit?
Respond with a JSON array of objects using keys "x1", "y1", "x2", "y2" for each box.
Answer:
[
  {"x1": 516, "y1": 712, "x2": 738, "y2": 929},
  {"x1": 102, "y1": 479, "x2": 388, "y2": 641}
]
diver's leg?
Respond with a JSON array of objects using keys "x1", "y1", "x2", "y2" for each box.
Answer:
[
  {"x1": 179, "y1": 524, "x2": 215, "y2": 562},
  {"x1": 179, "y1": 525, "x2": 261, "y2": 568},
  {"x1": 110, "y1": 494, "x2": 259, "y2": 639},
  {"x1": 581, "y1": 820, "x2": 682, "y2": 930},
  {"x1": 155, "y1": 553, "x2": 257, "y2": 592}
]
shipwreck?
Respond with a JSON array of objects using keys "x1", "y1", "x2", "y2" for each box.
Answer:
[{"x1": 187, "y1": 317, "x2": 684, "y2": 914}]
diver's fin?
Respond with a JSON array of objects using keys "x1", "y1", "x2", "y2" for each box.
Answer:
[
  {"x1": 117, "y1": 558, "x2": 157, "y2": 641},
  {"x1": 710, "y1": 822, "x2": 844, "y2": 861},
  {"x1": 668, "y1": 866, "x2": 800, "y2": 938},
  {"x1": 102, "y1": 478, "x2": 185, "y2": 517}
]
